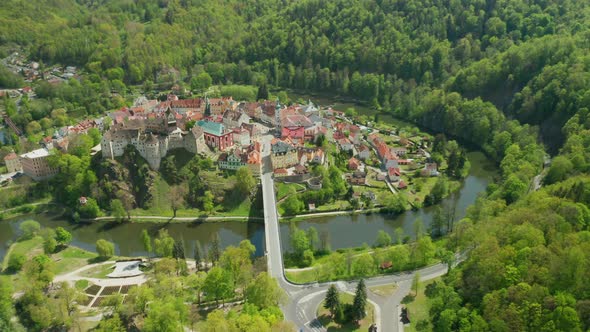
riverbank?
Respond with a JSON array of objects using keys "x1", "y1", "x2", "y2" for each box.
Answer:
[
  {"x1": 280, "y1": 207, "x2": 388, "y2": 222},
  {"x1": 0, "y1": 201, "x2": 61, "y2": 220},
  {"x1": 80, "y1": 215, "x2": 263, "y2": 223}
]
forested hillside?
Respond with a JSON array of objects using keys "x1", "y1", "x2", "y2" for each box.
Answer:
[{"x1": 2, "y1": 0, "x2": 590, "y2": 331}]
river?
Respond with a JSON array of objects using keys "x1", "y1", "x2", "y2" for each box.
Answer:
[
  {"x1": 0, "y1": 217, "x2": 265, "y2": 261},
  {"x1": 0, "y1": 151, "x2": 495, "y2": 261}
]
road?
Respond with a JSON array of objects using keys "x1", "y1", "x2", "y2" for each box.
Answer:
[{"x1": 260, "y1": 134, "x2": 455, "y2": 332}]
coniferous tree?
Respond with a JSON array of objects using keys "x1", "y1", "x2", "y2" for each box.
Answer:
[
  {"x1": 257, "y1": 82, "x2": 269, "y2": 101},
  {"x1": 351, "y1": 279, "x2": 367, "y2": 322},
  {"x1": 324, "y1": 285, "x2": 340, "y2": 318}
]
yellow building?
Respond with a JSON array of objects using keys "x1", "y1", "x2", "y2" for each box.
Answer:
[
  {"x1": 270, "y1": 141, "x2": 298, "y2": 169},
  {"x1": 3, "y1": 152, "x2": 22, "y2": 173}
]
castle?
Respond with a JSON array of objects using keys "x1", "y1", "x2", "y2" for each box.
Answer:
[{"x1": 101, "y1": 113, "x2": 206, "y2": 170}]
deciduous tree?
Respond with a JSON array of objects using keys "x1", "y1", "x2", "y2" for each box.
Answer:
[
  {"x1": 96, "y1": 239, "x2": 115, "y2": 258},
  {"x1": 245, "y1": 272, "x2": 286, "y2": 309}
]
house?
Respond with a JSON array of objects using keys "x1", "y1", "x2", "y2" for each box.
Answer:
[
  {"x1": 209, "y1": 97, "x2": 236, "y2": 115},
  {"x1": 4, "y1": 152, "x2": 22, "y2": 173},
  {"x1": 421, "y1": 163, "x2": 439, "y2": 177},
  {"x1": 271, "y1": 140, "x2": 298, "y2": 169},
  {"x1": 274, "y1": 168, "x2": 288, "y2": 177},
  {"x1": 388, "y1": 167, "x2": 401, "y2": 182},
  {"x1": 245, "y1": 143, "x2": 262, "y2": 175},
  {"x1": 218, "y1": 149, "x2": 246, "y2": 171},
  {"x1": 20, "y1": 148, "x2": 58, "y2": 181},
  {"x1": 308, "y1": 203, "x2": 316, "y2": 212},
  {"x1": 232, "y1": 128, "x2": 251, "y2": 146},
  {"x1": 197, "y1": 120, "x2": 234, "y2": 151},
  {"x1": 349, "y1": 171, "x2": 367, "y2": 185},
  {"x1": 338, "y1": 138, "x2": 353, "y2": 151},
  {"x1": 294, "y1": 165, "x2": 307, "y2": 175},
  {"x1": 398, "y1": 180, "x2": 408, "y2": 190},
  {"x1": 383, "y1": 154, "x2": 399, "y2": 170},
  {"x1": 391, "y1": 147, "x2": 408, "y2": 156},
  {"x1": 362, "y1": 191, "x2": 377, "y2": 204},
  {"x1": 348, "y1": 157, "x2": 360, "y2": 171},
  {"x1": 307, "y1": 113, "x2": 323, "y2": 126},
  {"x1": 312, "y1": 149, "x2": 325, "y2": 164},
  {"x1": 223, "y1": 110, "x2": 250, "y2": 129},
  {"x1": 281, "y1": 126, "x2": 305, "y2": 142},
  {"x1": 79, "y1": 197, "x2": 88, "y2": 205},
  {"x1": 349, "y1": 132, "x2": 361, "y2": 145},
  {"x1": 301, "y1": 100, "x2": 318, "y2": 114},
  {"x1": 357, "y1": 145, "x2": 370, "y2": 160}
]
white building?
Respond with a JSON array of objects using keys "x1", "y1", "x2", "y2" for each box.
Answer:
[{"x1": 20, "y1": 148, "x2": 58, "y2": 180}]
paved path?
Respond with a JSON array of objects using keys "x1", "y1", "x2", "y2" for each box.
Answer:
[
  {"x1": 0, "y1": 201, "x2": 55, "y2": 213},
  {"x1": 53, "y1": 261, "x2": 148, "y2": 287},
  {"x1": 281, "y1": 208, "x2": 381, "y2": 219},
  {"x1": 81, "y1": 215, "x2": 262, "y2": 222}
]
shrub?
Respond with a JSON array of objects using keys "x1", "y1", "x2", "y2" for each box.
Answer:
[
  {"x1": 7, "y1": 253, "x2": 26, "y2": 272},
  {"x1": 19, "y1": 220, "x2": 40, "y2": 240}
]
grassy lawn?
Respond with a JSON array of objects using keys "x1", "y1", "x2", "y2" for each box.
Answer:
[
  {"x1": 369, "y1": 283, "x2": 398, "y2": 297},
  {"x1": 1, "y1": 237, "x2": 44, "y2": 292},
  {"x1": 217, "y1": 197, "x2": 252, "y2": 216},
  {"x1": 317, "y1": 292, "x2": 376, "y2": 332},
  {"x1": 351, "y1": 186, "x2": 392, "y2": 207},
  {"x1": 80, "y1": 263, "x2": 115, "y2": 279},
  {"x1": 75, "y1": 279, "x2": 90, "y2": 290},
  {"x1": 1, "y1": 237, "x2": 109, "y2": 292},
  {"x1": 77, "y1": 320, "x2": 100, "y2": 331},
  {"x1": 1, "y1": 236, "x2": 44, "y2": 270},
  {"x1": 405, "y1": 277, "x2": 440, "y2": 332},
  {"x1": 285, "y1": 269, "x2": 318, "y2": 284},
  {"x1": 276, "y1": 182, "x2": 305, "y2": 201},
  {"x1": 316, "y1": 200, "x2": 351, "y2": 212},
  {"x1": 52, "y1": 246, "x2": 98, "y2": 275},
  {"x1": 366, "y1": 172, "x2": 387, "y2": 189}
]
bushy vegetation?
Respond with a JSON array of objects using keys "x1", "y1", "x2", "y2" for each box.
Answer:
[{"x1": 1, "y1": 0, "x2": 590, "y2": 328}]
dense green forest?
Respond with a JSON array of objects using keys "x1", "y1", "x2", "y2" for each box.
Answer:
[{"x1": 2, "y1": 0, "x2": 590, "y2": 330}]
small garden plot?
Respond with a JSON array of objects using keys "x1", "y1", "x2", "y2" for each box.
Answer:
[
  {"x1": 85, "y1": 284, "x2": 101, "y2": 296},
  {"x1": 120, "y1": 284, "x2": 136, "y2": 294},
  {"x1": 91, "y1": 297, "x2": 106, "y2": 307},
  {"x1": 77, "y1": 295, "x2": 93, "y2": 306},
  {"x1": 100, "y1": 286, "x2": 121, "y2": 296}
]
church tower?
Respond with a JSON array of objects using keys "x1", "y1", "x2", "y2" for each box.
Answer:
[
  {"x1": 275, "y1": 97, "x2": 282, "y2": 132},
  {"x1": 204, "y1": 96, "x2": 211, "y2": 117}
]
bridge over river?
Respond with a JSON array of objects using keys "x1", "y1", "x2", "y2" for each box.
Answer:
[{"x1": 259, "y1": 135, "x2": 454, "y2": 332}]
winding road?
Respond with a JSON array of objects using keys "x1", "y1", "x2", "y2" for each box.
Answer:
[{"x1": 260, "y1": 135, "x2": 455, "y2": 332}]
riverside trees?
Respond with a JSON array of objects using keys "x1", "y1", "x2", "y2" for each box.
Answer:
[{"x1": 99, "y1": 237, "x2": 288, "y2": 331}]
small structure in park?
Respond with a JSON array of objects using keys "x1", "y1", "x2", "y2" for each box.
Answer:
[
  {"x1": 380, "y1": 261, "x2": 393, "y2": 270},
  {"x1": 107, "y1": 259, "x2": 144, "y2": 278}
]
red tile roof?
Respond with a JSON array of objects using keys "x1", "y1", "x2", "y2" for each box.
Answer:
[{"x1": 4, "y1": 152, "x2": 18, "y2": 161}]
